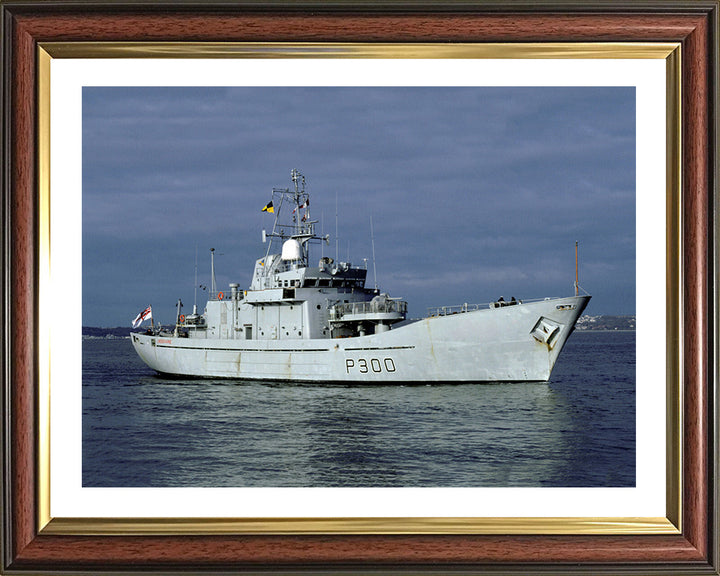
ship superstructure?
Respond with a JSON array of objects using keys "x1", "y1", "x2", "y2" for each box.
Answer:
[{"x1": 131, "y1": 170, "x2": 590, "y2": 382}]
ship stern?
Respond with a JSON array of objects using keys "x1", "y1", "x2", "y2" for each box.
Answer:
[{"x1": 130, "y1": 332, "x2": 161, "y2": 372}]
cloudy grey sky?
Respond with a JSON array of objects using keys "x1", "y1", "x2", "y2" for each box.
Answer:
[{"x1": 82, "y1": 86, "x2": 635, "y2": 327}]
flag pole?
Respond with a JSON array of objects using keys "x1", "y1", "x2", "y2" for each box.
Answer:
[{"x1": 574, "y1": 241, "x2": 579, "y2": 296}]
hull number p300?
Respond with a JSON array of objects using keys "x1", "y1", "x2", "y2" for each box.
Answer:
[{"x1": 346, "y1": 357, "x2": 396, "y2": 374}]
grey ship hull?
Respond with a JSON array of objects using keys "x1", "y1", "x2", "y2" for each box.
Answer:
[{"x1": 131, "y1": 295, "x2": 589, "y2": 383}]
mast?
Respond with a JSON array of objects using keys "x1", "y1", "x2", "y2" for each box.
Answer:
[
  {"x1": 210, "y1": 248, "x2": 216, "y2": 297},
  {"x1": 262, "y1": 170, "x2": 322, "y2": 268},
  {"x1": 174, "y1": 298, "x2": 182, "y2": 336},
  {"x1": 291, "y1": 168, "x2": 304, "y2": 236},
  {"x1": 371, "y1": 215, "x2": 378, "y2": 290},
  {"x1": 193, "y1": 245, "x2": 198, "y2": 314}
]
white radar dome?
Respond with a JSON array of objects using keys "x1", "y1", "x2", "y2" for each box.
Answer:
[{"x1": 281, "y1": 239, "x2": 302, "y2": 261}]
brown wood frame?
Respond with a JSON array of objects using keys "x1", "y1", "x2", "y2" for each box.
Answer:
[{"x1": 1, "y1": 1, "x2": 717, "y2": 573}]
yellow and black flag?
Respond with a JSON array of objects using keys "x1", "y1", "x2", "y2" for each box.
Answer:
[{"x1": 261, "y1": 200, "x2": 274, "y2": 213}]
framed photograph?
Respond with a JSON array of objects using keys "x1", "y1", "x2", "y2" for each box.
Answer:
[{"x1": 2, "y1": 1, "x2": 717, "y2": 574}]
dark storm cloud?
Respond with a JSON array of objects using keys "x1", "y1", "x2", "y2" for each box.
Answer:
[{"x1": 83, "y1": 86, "x2": 635, "y2": 326}]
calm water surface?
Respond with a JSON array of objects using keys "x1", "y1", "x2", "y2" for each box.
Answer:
[{"x1": 82, "y1": 331, "x2": 635, "y2": 487}]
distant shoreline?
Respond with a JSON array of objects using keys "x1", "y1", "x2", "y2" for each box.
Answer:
[{"x1": 575, "y1": 314, "x2": 635, "y2": 331}]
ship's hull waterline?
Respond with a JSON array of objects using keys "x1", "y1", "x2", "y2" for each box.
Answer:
[{"x1": 131, "y1": 295, "x2": 590, "y2": 383}]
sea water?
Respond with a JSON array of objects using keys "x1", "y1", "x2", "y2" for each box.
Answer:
[{"x1": 82, "y1": 331, "x2": 635, "y2": 487}]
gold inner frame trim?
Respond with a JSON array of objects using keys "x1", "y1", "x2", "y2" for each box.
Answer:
[
  {"x1": 664, "y1": 44, "x2": 683, "y2": 532},
  {"x1": 36, "y1": 41, "x2": 682, "y2": 537},
  {"x1": 40, "y1": 41, "x2": 679, "y2": 59},
  {"x1": 37, "y1": 46, "x2": 52, "y2": 535},
  {"x1": 42, "y1": 516, "x2": 678, "y2": 536}
]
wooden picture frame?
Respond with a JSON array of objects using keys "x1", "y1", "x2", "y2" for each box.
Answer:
[{"x1": 2, "y1": 1, "x2": 717, "y2": 573}]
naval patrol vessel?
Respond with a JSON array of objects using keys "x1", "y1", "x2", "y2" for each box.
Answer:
[{"x1": 131, "y1": 170, "x2": 590, "y2": 382}]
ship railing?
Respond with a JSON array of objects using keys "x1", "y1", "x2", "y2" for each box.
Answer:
[
  {"x1": 330, "y1": 299, "x2": 408, "y2": 320},
  {"x1": 427, "y1": 297, "x2": 562, "y2": 317},
  {"x1": 427, "y1": 303, "x2": 484, "y2": 317},
  {"x1": 209, "y1": 290, "x2": 245, "y2": 302}
]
